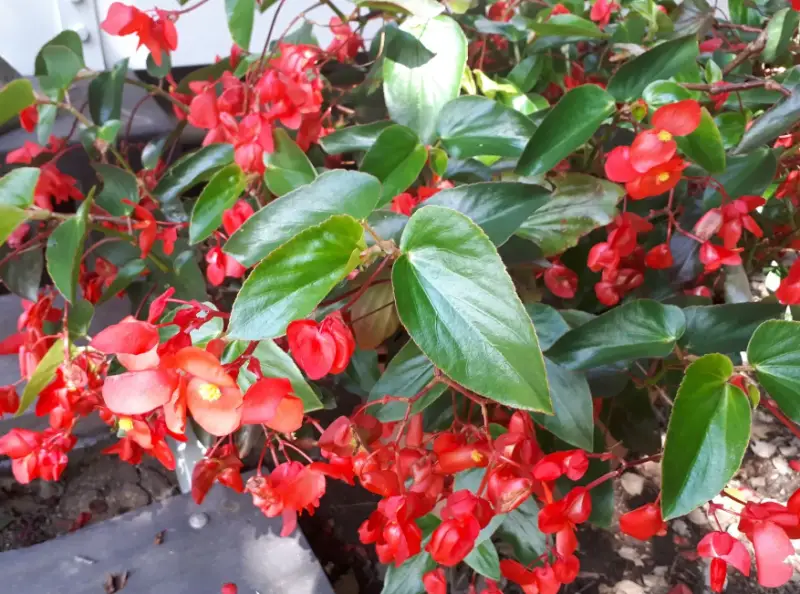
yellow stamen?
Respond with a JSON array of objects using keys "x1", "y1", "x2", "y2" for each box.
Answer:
[
  {"x1": 471, "y1": 450, "x2": 486, "y2": 463},
  {"x1": 657, "y1": 130, "x2": 673, "y2": 142},
  {"x1": 657, "y1": 172, "x2": 671, "y2": 183},
  {"x1": 198, "y1": 383, "x2": 222, "y2": 402},
  {"x1": 118, "y1": 417, "x2": 134, "y2": 432}
]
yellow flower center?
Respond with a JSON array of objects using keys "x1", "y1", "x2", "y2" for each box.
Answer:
[
  {"x1": 471, "y1": 450, "x2": 486, "y2": 463},
  {"x1": 118, "y1": 417, "x2": 134, "y2": 432},
  {"x1": 198, "y1": 383, "x2": 222, "y2": 402},
  {"x1": 657, "y1": 130, "x2": 673, "y2": 142},
  {"x1": 657, "y1": 172, "x2": 671, "y2": 184}
]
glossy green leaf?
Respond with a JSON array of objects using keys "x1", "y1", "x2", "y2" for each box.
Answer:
[
  {"x1": 365, "y1": 209, "x2": 408, "y2": 246},
  {"x1": 0, "y1": 247, "x2": 43, "y2": 302},
  {"x1": 642, "y1": 80, "x2": 692, "y2": 108},
  {"x1": 516, "y1": 173, "x2": 622, "y2": 256},
  {"x1": 662, "y1": 354, "x2": 750, "y2": 519},
  {"x1": 351, "y1": 282, "x2": 400, "y2": 350},
  {"x1": 229, "y1": 215, "x2": 365, "y2": 339},
  {"x1": 189, "y1": 164, "x2": 247, "y2": 244},
  {"x1": 714, "y1": 112, "x2": 746, "y2": 149},
  {"x1": 46, "y1": 192, "x2": 92, "y2": 303},
  {"x1": 747, "y1": 320, "x2": 800, "y2": 423},
  {"x1": 516, "y1": 85, "x2": 616, "y2": 176},
  {"x1": 676, "y1": 107, "x2": 725, "y2": 173},
  {"x1": 762, "y1": 8, "x2": 799, "y2": 63},
  {"x1": 508, "y1": 55, "x2": 543, "y2": 92},
  {"x1": 146, "y1": 52, "x2": 171, "y2": 78},
  {"x1": 264, "y1": 129, "x2": 318, "y2": 196},
  {"x1": 464, "y1": 540, "x2": 501, "y2": 580},
  {"x1": 437, "y1": 96, "x2": 537, "y2": 159},
  {"x1": 423, "y1": 182, "x2": 550, "y2": 245},
  {"x1": 252, "y1": 339, "x2": 323, "y2": 411},
  {"x1": 89, "y1": 58, "x2": 128, "y2": 125},
  {"x1": 93, "y1": 164, "x2": 138, "y2": 216},
  {"x1": 357, "y1": 0, "x2": 444, "y2": 18},
  {"x1": 320, "y1": 122, "x2": 393, "y2": 155},
  {"x1": 605, "y1": 382, "x2": 661, "y2": 454},
  {"x1": 429, "y1": 147, "x2": 448, "y2": 177},
  {"x1": 681, "y1": 303, "x2": 793, "y2": 355},
  {"x1": 34, "y1": 30, "x2": 84, "y2": 75},
  {"x1": 496, "y1": 498, "x2": 546, "y2": 564},
  {"x1": 0, "y1": 168, "x2": 39, "y2": 208},
  {"x1": 36, "y1": 88, "x2": 61, "y2": 145},
  {"x1": 525, "y1": 303, "x2": 570, "y2": 351},
  {"x1": 702, "y1": 148, "x2": 776, "y2": 207},
  {"x1": 361, "y1": 125, "x2": 427, "y2": 206},
  {"x1": 142, "y1": 137, "x2": 168, "y2": 170},
  {"x1": 17, "y1": 341, "x2": 66, "y2": 415},
  {"x1": 153, "y1": 144, "x2": 235, "y2": 222},
  {"x1": 97, "y1": 259, "x2": 147, "y2": 305},
  {"x1": 368, "y1": 340, "x2": 447, "y2": 421},
  {"x1": 225, "y1": 170, "x2": 381, "y2": 267},
  {"x1": 384, "y1": 16, "x2": 467, "y2": 143},
  {"x1": 547, "y1": 300, "x2": 686, "y2": 370},
  {"x1": 381, "y1": 551, "x2": 436, "y2": 594},
  {"x1": 226, "y1": 0, "x2": 255, "y2": 49},
  {"x1": 733, "y1": 91, "x2": 800, "y2": 155},
  {"x1": 0, "y1": 79, "x2": 36, "y2": 126},
  {"x1": 67, "y1": 300, "x2": 95, "y2": 337},
  {"x1": 527, "y1": 14, "x2": 607, "y2": 38},
  {"x1": 0, "y1": 206, "x2": 30, "y2": 249},
  {"x1": 532, "y1": 359, "x2": 594, "y2": 450},
  {"x1": 38, "y1": 45, "x2": 82, "y2": 90},
  {"x1": 383, "y1": 24, "x2": 436, "y2": 68},
  {"x1": 608, "y1": 36, "x2": 699, "y2": 102},
  {"x1": 393, "y1": 206, "x2": 551, "y2": 412}
]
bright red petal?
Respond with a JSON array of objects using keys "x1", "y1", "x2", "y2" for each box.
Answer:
[
  {"x1": 101, "y1": 2, "x2": 143, "y2": 36},
  {"x1": 102, "y1": 369, "x2": 177, "y2": 415},
  {"x1": 90, "y1": 316, "x2": 159, "y2": 356},
  {"x1": 753, "y1": 521, "x2": 794, "y2": 587},
  {"x1": 186, "y1": 378, "x2": 243, "y2": 437},
  {"x1": 630, "y1": 129, "x2": 676, "y2": 173},
  {"x1": 604, "y1": 146, "x2": 639, "y2": 183},
  {"x1": 652, "y1": 100, "x2": 702, "y2": 137},
  {"x1": 241, "y1": 377, "x2": 303, "y2": 434},
  {"x1": 286, "y1": 320, "x2": 336, "y2": 380},
  {"x1": 173, "y1": 346, "x2": 236, "y2": 387}
]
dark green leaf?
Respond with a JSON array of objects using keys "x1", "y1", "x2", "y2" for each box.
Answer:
[
  {"x1": 508, "y1": 55, "x2": 543, "y2": 92},
  {"x1": 429, "y1": 147, "x2": 448, "y2": 177},
  {"x1": 532, "y1": 359, "x2": 594, "y2": 450},
  {"x1": 527, "y1": 14, "x2": 607, "y2": 38},
  {"x1": 93, "y1": 164, "x2": 138, "y2": 216},
  {"x1": 361, "y1": 125, "x2": 427, "y2": 206},
  {"x1": 365, "y1": 209, "x2": 408, "y2": 246},
  {"x1": 464, "y1": 540, "x2": 501, "y2": 580},
  {"x1": 17, "y1": 341, "x2": 66, "y2": 415},
  {"x1": 676, "y1": 107, "x2": 725, "y2": 173},
  {"x1": 702, "y1": 148, "x2": 776, "y2": 207},
  {"x1": 34, "y1": 30, "x2": 84, "y2": 75},
  {"x1": 662, "y1": 353, "x2": 750, "y2": 519},
  {"x1": 381, "y1": 551, "x2": 436, "y2": 594},
  {"x1": 525, "y1": 303, "x2": 570, "y2": 350},
  {"x1": 264, "y1": 129, "x2": 318, "y2": 196},
  {"x1": 672, "y1": 0, "x2": 714, "y2": 35},
  {"x1": 229, "y1": 215, "x2": 365, "y2": 339},
  {"x1": 384, "y1": 16, "x2": 467, "y2": 143},
  {"x1": 496, "y1": 498, "x2": 546, "y2": 564},
  {"x1": 0, "y1": 168, "x2": 39, "y2": 208},
  {"x1": 142, "y1": 136, "x2": 168, "y2": 170},
  {"x1": 97, "y1": 259, "x2": 147, "y2": 305},
  {"x1": 547, "y1": 299, "x2": 686, "y2": 370},
  {"x1": 0, "y1": 247, "x2": 43, "y2": 301},
  {"x1": 681, "y1": 303, "x2": 792, "y2": 355},
  {"x1": 226, "y1": 0, "x2": 255, "y2": 49},
  {"x1": 747, "y1": 319, "x2": 800, "y2": 423},
  {"x1": 225, "y1": 170, "x2": 381, "y2": 267},
  {"x1": 0, "y1": 79, "x2": 36, "y2": 126},
  {"x1": 252, "y1": 339, "x2": 323, "y2": 411},
  {"x1": 46, "y1": 192, "x2": 92, "y2": 303},
  {"x1": 67, "y1": 300, "x2": 94, "y2": 337},
  {"x1": 89, "y1": 58, "x2": 128, "y2": 125},
  {"x1": 516, "y1": 85, "x2": 616, "y2": 176},
  {"x1": 146, "y1": 51, "x2": 171, "y2": 78},
  {"x1": 733, "y1": 90, "x2": 800, "y2": 155},
  {"x1": 189, "y1": 164, "x2": 247, "y2": 244},
  {"x1": 393, "y1": 206, "x2": 551, "y2": 412},
  {"x1": 383, "y1": 24, "x2": 436, "y2": 68},
  {"x1": 643, "y1": 80, "x2": 693, "y2": 108},
  {"x1": 714, "y1": 112, "x2": 746, "y2": 149},
  {"x1": 320, "y1": 122, "x2": 393, "y2": 154},
  {"x1": 36, "y1": 89, "x2": 60, "y2": 145},
  {"x1": 356, "y1": 0, "x2": 444, "y2": 18},
  {"x1": 0, "y1": 206, "x2": 30, "y2": 247},
  {"x1": 423, "y1": 182, "x2": 550, "y2": 246},
  {"x1": 437, "y1": 96, "x2": 537, "y2": 159},
  {"x1": 516, "y1": 173, "x2": 622, "y2": 256},
  {"x1": 762, "y1": 8, "x2": 799, "y2": 63},
  {"x1": 605, "y1": 382, "x2": 661, "y2": 454},
  {"x1": 608, "y1": 36, "x2": 700, "y2": 102}
]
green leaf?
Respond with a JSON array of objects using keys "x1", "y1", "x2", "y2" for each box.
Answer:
[
  {"x1": 547, "y1": 300, "x2": 686, "y2": 370},
  {"x1": 366, "y1": 209, "x2": 408, "y2": 246},
  {"x1": 516, "y1": 173, "x2": 622, "y2": 256},
  {"x1": 681, "y1": 303, "x2": 792, "y2": 355},
  {"x1": 264, "y1": 129, "x2": 318, "y2": 196},
  {"x1": 714, "y1": 112, "x2": 747, "y2": 150},
  {"x1": 747, "y1": 320, "x2": 800, "y2": 423},
  {"x1": 36, "y1": 89, "x2": 60, "y2": 145},
  {"x1": 702, "y1": 148, "x2": 777, "y2": 207},
  {"x1": 142, "y1": 137, "x2": 168, "y2": 170},
  {"x1": 733, "y1": 91, "x2": 800, "y2": 155},
  {"x1": 226, "y1": 0, "x2": 255, "y2": 49},
  {"x1": 762, "y1": 8, "x2": 799, "y2": 64},
  {"x1": 381, "y1": 551, "x2": 436, "y2": 594},
  {"x1": 464, "y1": 539, "x2": 501, "y2": 580},
  {"x1": 46, "y1": 192, "x2": 93, "y2": 303},
  {"x1": 367, "y1": 340, "x2": 447, "y2": 421},
  {"x1": 393, "y1": 206, "x2": 551, "y2": 412},
  {"x1": 605, "y1": 382, "x2": 661, "y2": 454},
  {"x1": 153, "y1": 144, "x2": 235, "y2": 222},
  {"x1": 356, "y1": 0, "x2": 444, "y2": 18},
  {"x1": 351, "y1": 282, "x2": 400, "y2": 350},
  {"x1": 361, "y1": 125, "x2": 427, "y2": 206},
  {"x1": 532, "y1": 359, "x2": 594, "y2": 450},
  {"x1": 93, "y1": 164, "x2": 139, "y2": 216},
  {"x1": 229, "y1": 215, "x2": 365, "y2": 339},
  {"x1": 0, "y1": 79, "x2": 36, "y2": 126},
  {"x1": 608, "y1": 36, "x2": 700, "y2": 102},
  {"x1": 34, "y1": 30, "x2": 84, "y2": 75},
  {"x1": 642, "y1": 80, "x2": 692, "y2": 108},
  {"x1": 67, "y1": 300, "x2": 95, "y2": 337},
  {"x1": 496, "y1": 498, "x2": 546, "y2": 564},
  {"x1": 676, "y1": 107, "x2": 725, "y2": 173},
  {"x1": 525, "y1": 303, "x2": 570, "y2": 351},
  {"x1": 252, "y1": 339, "x2": 324, "y2": 412},
  {"x1": 508, "y1": 55, "x2": 543, "y2": 93},
  {"x1": 527, "y1": 14, "x2": 607, "y2": 38},
  {"x1": 97, "y1": 259, "x2": 147, "y2": 305},
  {"x1": 225, "y1": 170, "x2": 381, "y2": 267},
  {"x1": 424, "y1": 182, "x2": 550, "y2": 246},
  {"x1": 146, "y1": 51, "x2": 171, "y2": 78},
  {"x1": 89, "y1": 58, "x2": 128, "y2": 125},
  {"x1": 1, "y1": 247, "x2": 43, "y2": 301},
  {"x1": 384, "y1": 16, "x2": 467, "y2": 143},
  {"x1": 661, "y1": 353, "x2": 750, "y2": 519},
  {"x1": 0, "y1": 168, "x2": 39, "y2": 208},
  {"x1": 516, "y1": 85, "x2": 616, "y2": 176},
  {"x1": 429, "y1": 147, "x2": 448, "y2": 177},
  {"x1": 17, "y1": 341, "x2": 66, "y2": 415},
  {"x1": 189, "y1": 164, "x2": 247, "y2": 244},
  {"x1": 320, "y1": 122, "x2": 393, "y2": 155},
  {"x1": 383, "y1": 24, "x2": 436, "y2": 68},
  {"x1": 437, "y1": 96, "x2": 537, "y2": 159}
]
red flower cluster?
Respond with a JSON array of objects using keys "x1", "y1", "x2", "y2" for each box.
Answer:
[
  {"x1": 390, "y1": 184, "x2": 448, "y2": 217},
  {"x1": 101, "y1": 2, "x2": 178, "y2": 66},
  {"x1": 590, "y1": 0, "x2": 619, "y2": 28},
  {"x1": 605, "y1": 100, "x2": 701, "y2": 200},
  {"x1": 543, "y1": 262, "x2": 579, "y2": 299},
  {"x1": 7, "y1": 137, "x2": 83, "y2": 210},
  {"x1": 427, "y1": 491, "x2": 493, "y2": 565},
  {"x1": 326, "y1": 17, "x2": 363, "y2": 63},
  {"x1": 0, "y1": 427, "x2": 76, "y2": 483},
  {"x1": 191, "y1": 443, "x2": 245, "y2": 504},
  {"x1": 286, "y1": 312, "x2": 355, "y2": 380}
]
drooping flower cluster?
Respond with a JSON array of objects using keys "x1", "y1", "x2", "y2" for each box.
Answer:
[{"x1": 100, "y1": 2, "x2": 178, "y2": 66}]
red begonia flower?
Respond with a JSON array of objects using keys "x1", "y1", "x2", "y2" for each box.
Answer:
[
  {"x1": 752, "y1": 521, "x2": 794, "y2": 587},
  {"x1": 532, "y1": 450, "x2": 589, "y2": 482},
  {"x1": 777, "y1": 260, "x2": 800, "y2": 305},
  {"x1": 0, "y1": 385, "x2": 20, "y2": 416},
  {"x1": 287, "y1": 312, "x2": 355, "y2": 379},
  {"x1": 590, "y1": 0, "x2": 618, "y2": 27},
  {"x1": 486, "y1": 464, "x2": 534, "y2": 513},
  {"x1": 697, "y1": 531, "x2": 750, "y2": 592},
  {"x1": 604, "y1": 146, "x2": 640, "y2": 183},
  {"x1": 700, "y1": 37, "x2": 724, "y2": 52},
  {"x1": 554, "y1": 554, "x2": 580, "y2": 584},
  {"x1": 544, "y1": 263, "x2": 579, "y2": 298},
  {"x1": 550, "y1": 3, "x2": 571, "y2": 16},
  {"x1": 652, "y1": 100, "x2": 703, "y2": 137},
  {"x1": 102, "y1": 368, "x2": 177, "y2": 415},
  {"x1": 241, "y1": 377, "x2": 303, "y2": 433},
  {"x1": 644, "y1": 243, "x2": 673, "y2": 269},
  {"x1": 191, "y1": 444, "x2": 244, "y2": 504},
  {"x1": 693, "y1": 208, "x2": 724, "y2": 241},
  {"x1": 619, "y1": 503, "x2": 667, "y2": 540},
  {"x1": 442, "y1": 490, "x2": 493, "y2": 528},
  {"x1": 587, "y1": 242, "x2": 619, "y2": 272},
  {"x1": 101, "y1": 3, "x2": 178, "y2": 66},
  {"x1": 222, "y1": 200, "x2": 254, "y2": 235},
  {"x1": 391, "y1": 192, "x2": 416, "y2": 216},
  {"x1": 422, "y1": 568, "x2": 446, "y2": 594},
  {"x1": 699, "y1": 242, "x2": 742, "y2": 272},
  {"x1": 488, "y1": 0, "x2": 513, "y2": 21},
  {"x1": 90, "y1": 316, "x2": 160, "y2": 370},
  {"x1": 221, "y1": 584, "x2": 237, "y2": 594},
  {"x1": 326, "y1": 17, "x2": 364, "y2": 63},
  {"x1": 318, "y1": 415, "x2": 358, "y2": 457},
  {"x1": 626, "y1": 157, "x2": 687, "y2": 200},
  {"x1": 426, "y1": 516, "x2": 481, "y2": 566},
  {"x1": 205, "y1": 247, "x2": 246, "y2": 287},
  {"x1": 19, "y1": 106, "x2": 38, "y2": 133}
]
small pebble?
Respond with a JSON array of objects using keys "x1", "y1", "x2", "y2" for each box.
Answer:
[
  {"x1": 672, "y1": 519, "x2": 690, "y2": 537},
  {"x1": 620, "y1": 472, "x2": 645, "y2": 496},
  {"x1": 614, "y1": 579, "x2": 645, "y2": 594},
  {"x1": 751, "y1": 440, "x2": 776, "y2": 459},
  {"x1": 750, "y1": 476, "x2": 766, "y2": 488},
  {"x1": 618, "y1": 546, "x2": 645, "y2": 567},
  {"x1": 687, "y1": 508, "x2": 708, "y2": 526},
  {"x1": 773, "y1": 456, "x2": 792, "y2": 475},
  {"x1": 780, "y1": 445, "x2": 798, "y2": 457},
  {"x1": 189, "y1": 512, "x2": 209, "y2": 529}
]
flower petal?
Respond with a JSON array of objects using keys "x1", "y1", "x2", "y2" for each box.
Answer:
[
  {"x1": 753, "y1": 521, "x2": 794, "y2": 588},
  {"x1": 652, "y1": 100, "x2": 702, "y2": 137},
  {"x1": 102, "y1": 369, "x2": 177, "y2": 415}
]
